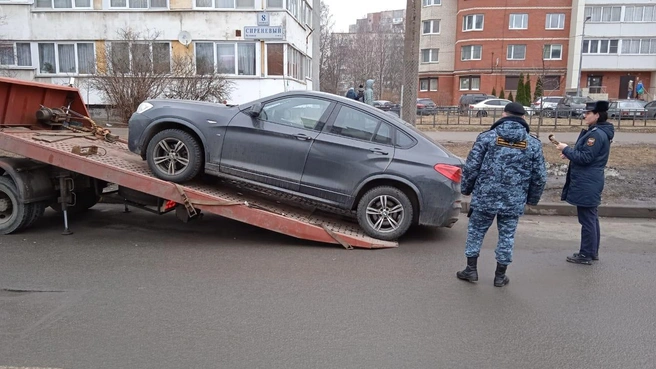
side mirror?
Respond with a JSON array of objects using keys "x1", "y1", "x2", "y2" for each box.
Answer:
[{"x1": 249, "y1": 103, "x2": 263, "y2": 118}]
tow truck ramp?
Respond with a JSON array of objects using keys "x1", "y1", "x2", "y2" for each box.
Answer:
[{"x1": 0, "y1": 129, "x2": 397, "y2": 249}]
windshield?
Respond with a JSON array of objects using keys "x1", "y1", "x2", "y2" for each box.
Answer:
[
  {"x1": 619, "y1": 101, "x2": 646, "y2": 108},
  {"x1": 570, "y1": 97, "x2": 591, "y2": 104}
]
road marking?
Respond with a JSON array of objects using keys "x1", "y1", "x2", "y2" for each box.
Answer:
[{"x1": 0, "y1": 366, "x2": 64, "y2": 369}]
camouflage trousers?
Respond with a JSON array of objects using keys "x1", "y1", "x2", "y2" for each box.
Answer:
[{"x1": 465, "y1": 210, "x2": 520, "y2": 265}]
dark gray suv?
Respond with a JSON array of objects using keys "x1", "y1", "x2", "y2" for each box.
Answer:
[{"x1": 128, "y1": 91, "x2": 463, "y2": 240}]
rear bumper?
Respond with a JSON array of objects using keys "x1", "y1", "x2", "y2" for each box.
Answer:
[{"x1": 419, "y1": 194, "x2": 462, "y2": 228}]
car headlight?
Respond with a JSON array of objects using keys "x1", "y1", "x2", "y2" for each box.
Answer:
[{"x1": 136, "y1": 102, "x2": 153, "y2": 114}]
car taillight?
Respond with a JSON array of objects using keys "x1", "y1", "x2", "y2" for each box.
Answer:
[
  {"x1": 417, "y1": 104, "x2": 425, "y2": 108},
  {"x1": 434, "y1": 164, "x2": 461, "y2": 183},
  {"x1": 469, "y1": 105, "x2": 474, "y2": 109}
]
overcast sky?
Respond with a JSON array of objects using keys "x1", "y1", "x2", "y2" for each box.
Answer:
[{"x1": 324, "y1": 0, "x2": 407, "y2": 32}]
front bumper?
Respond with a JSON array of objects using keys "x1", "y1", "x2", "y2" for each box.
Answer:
[{"x1": 127, "y1": 113, "x2": 151, "y2": 157}]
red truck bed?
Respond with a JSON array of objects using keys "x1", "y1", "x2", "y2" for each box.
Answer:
[{"x1": 0, "y1": 129, "x2": 397, "y2": 249}]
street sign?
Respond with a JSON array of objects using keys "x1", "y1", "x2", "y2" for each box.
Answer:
[
  {"x1": 244, "y1": 26, "x2": 284, "y2": 40},
  {"x1": 257, "y1": 12, "x2": 270, "y2": 26}
]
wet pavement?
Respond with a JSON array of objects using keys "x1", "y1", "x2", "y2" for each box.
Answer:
[{"x1": 1, "y1": 205, "x2": 655, "y2": 369}]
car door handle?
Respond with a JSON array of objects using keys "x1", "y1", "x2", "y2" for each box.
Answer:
[
  {"x1": 295, "y1": 133, "x2": 313, "y2": 141},
  {"x1": 369, "y1": 148, "x2": 388, "y2": 155}
]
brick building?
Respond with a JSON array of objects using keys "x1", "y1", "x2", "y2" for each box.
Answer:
[{"x1": 419, "y1": 0, "x2": 572, "y2": 105}]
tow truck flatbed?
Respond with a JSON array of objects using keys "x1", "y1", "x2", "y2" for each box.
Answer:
[{"x1": 0, "y1": 129, "x2": 397, "y2": 248}]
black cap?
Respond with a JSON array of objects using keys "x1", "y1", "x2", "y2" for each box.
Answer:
[
  {"x1": 504, "y1": 102, "x2": 526, "y2": 116},
  {"x1": 585, "y1": 100, "x2": 609, "y2": 113}
]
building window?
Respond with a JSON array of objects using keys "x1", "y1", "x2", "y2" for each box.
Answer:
[
  {"x1": 624, "y1": 6, "x2": 656, "y2": 22},
  {"x1": 35, "y1": 0, "x2": 91, "y2": 8},
  {"x1": 543, "y1": 44, "x2": 562, "y2": 60},
  {"x1": 196, "y1": 0, "x2": 253, "y2": 8},
  {"x1": 422, "y1": 0, "x2": 440, "y2": 6},
  {"x1": 305, "y1": 57, "x2": 312, "y2": 78},
  {"x1": 109, "y1": 0, "x2": 167, "y2": 8},
  {"x1": 108, "y1": 42, "x2": 169, "y2": 74},
  {"x1": 545, "y1": 13, "x2": 565, "y2": 29},
  {"x1": 422, "y1": 20, "x2": 440, "y2": 34},
  {"x1": 0, "y1": 42, "x2": 32, "y2": 67},
  {"x1": 287, "y1": 46, "x2": 305, "y2": 80},
  {"x1": 543, "y1": 75, "x2": 561, "y2": 91},
  {"x1": 421, "y1": 49, "x2": 439, "y2": 63},
  {"x1": 621, "y1": 39, "x2": 656, "y2": 55},
  {"x1": 460, "y1": 76, "x2": 480, "y2": 91},
  {"x1": 266, "y1": 43, "x2": 283, "y2": 76},
  {"x1": 195, "y1": 42, "x2": 255, "y2": 75},
  {"x1": 461, "y1": 45, "x2": 482, "y2": 61},
  {"x1": 585, "y1": 6, "x2": 621, "y2": 22},
  {"x1": 507, "y1": 45, "x2": 526, "y2": 60},
  {"x1": 37, "y1": 42, "x2": 95, "y2": 75},
  {"x1": 287, "y1": 0, "x2": 300, "y2": 18},
  {"x1": 505, "y1": 76, "x2": 519, "y2": 91},
  {"x1": 267, "y1": 0, "x2": 282, "y2": 8},
  {"x1": 582, "y1": 39, "x2": 619, "y2": 54},
  {"x1": 419, "y1": 77, "x2": 438, "y2": 91},
  {"x1": 463, "y1": 14, "x2": 484, "y2": 31},
  {"x1": 509, "y1": 14, "x2": 528, "y2": 29}
]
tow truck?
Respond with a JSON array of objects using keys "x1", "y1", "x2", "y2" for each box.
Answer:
[{"x1": 0, "y1": 77, "x2": 397, "y2": 249}]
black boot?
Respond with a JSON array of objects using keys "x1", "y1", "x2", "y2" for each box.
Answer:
[
  {"x1": 573, "y1": 252, "x2": 599, "y2": 261},
  {"x1": 494, "y1": 263, "x2": 509, "y2": 287},
  {"x1": 456, "y1": 257, "x2": 478, "y2": 282},
  {"x1": 567, "y1": 253, "x2": 593, "y2": 265}
]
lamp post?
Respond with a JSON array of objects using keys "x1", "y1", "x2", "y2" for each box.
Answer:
[{"x1": 576, "y1": 16, "x2": 591, "y2": 97}]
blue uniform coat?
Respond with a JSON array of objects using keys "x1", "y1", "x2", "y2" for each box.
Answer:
[
  {"x1": 461, "y1": 116, "x2": 547, "y2": 216},
  {"x1": 561, "y1": 121, "x2": 615, "y2": 207}
]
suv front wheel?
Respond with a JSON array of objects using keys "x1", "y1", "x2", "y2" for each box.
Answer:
[
  {"x1": 146, "y1": 129, "x2": 203, "y2": 183},
  {"x1": 356, "y1": 186, "x2": 414, "y2": 241}
]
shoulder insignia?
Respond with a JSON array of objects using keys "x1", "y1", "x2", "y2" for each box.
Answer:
[
  {"x1": 496, "y1": 137, "x2": 527, "y2": 149},
  {"x1": 587, "y1": 137, "x2": 596, "y2": 146}
]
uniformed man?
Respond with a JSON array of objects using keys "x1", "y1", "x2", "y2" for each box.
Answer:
[
  {"x1": 556, "y1": 100, "x2": 614, "y2": 265},
  {"x1": 457, "y1": 102, "x2": 547, "y2": 287}
]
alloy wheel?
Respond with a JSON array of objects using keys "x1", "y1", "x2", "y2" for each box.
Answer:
[
  {"x1": 152, "y1": 138, "x2": 190, "y2": 176},
  {"x1": 365, "y1": 195, "x2": 405, "y2": 234}
]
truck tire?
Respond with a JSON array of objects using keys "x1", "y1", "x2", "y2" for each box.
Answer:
[
  {"x1": 0, "y1": 176, "x2": 31, "y2": 235},
  {"x1": 24, "y1": 201, "x2": 47, "y2": 229},
  {"x1": 146, "y1": 129, "x2": 203, "y2": 183},
  {"x1": 356, "y1": 186, "x2": 413, "y2": 241},
  {"x1": 50, "y1": 188, "x2": 100, "y2": 215}
]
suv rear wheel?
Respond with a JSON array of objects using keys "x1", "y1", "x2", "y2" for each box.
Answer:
[{"x1": 356, "y1": 186, "x2": 413, "y2": 241}]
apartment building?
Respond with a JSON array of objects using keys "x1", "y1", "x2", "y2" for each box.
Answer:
[
  {"x1": 348, "y1": 9, "x2": 406, "y2": 33},
  {"x1": 568, "y1": 0, "x2": 656, "y2": 100},
  {"x1": 0, "y1": 0, "x2": 320, "y2": 105},
  {"x1": 419, "y1": 0, "x2": 572, "y2": 105}
]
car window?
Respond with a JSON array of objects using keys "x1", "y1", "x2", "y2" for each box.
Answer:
[
  {"x1": 546, "y1": 97, "x2": 561, "y2": 103},
  {"x1": 330, "y1": 105, "x2": 380, "y2": 141},
  {"x1": 373, "y1": 122, "x2": 394, "y2": 145},
  {"x1": 609, "y1": 102, "x2": 617, "y2": 109},
  {"x1": 620, "y1": 101, "x2": 646, "y2": 109},
  {"x1": 646, "y1": 102, "x2": 656, "y2": 108},
  {"x1": 260, "y1": 97, "x2": 331, "y2": 131},
  {"x1": 396, "y1": 130, "x2": 415, "y2": 148}
]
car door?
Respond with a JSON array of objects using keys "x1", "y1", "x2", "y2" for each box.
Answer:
[
  {"x1": 219, "y1": 96, "x2": 334, "y2": 192},
  {"x1": 300, "y1": 104, "x2": 395, "y2": 206}
]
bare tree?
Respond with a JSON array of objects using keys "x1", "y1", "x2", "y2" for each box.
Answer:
[
  {"x1": 165, "y1": 53, "x2": 233, "y2": 103},
  {"x1": 88, "y1": 28, "x2": 172, "y2": 123},
  {"x1": 0, "y1": 15, "x2": 18, "y2": 78},
  {"x1": 401, "y1": 0, "x2": 421, "y2": 124}
]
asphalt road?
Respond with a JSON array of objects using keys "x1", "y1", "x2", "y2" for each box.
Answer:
[{"x1": 1, "y1": 205, "x2": 654, "y2": 369}]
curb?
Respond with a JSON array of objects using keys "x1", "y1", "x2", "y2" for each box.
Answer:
[{"x1": 460, "y1": 201, "x2": 656, "y2": 219}]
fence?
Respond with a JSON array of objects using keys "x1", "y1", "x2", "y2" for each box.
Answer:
[{"x1": 413, "y1": 108, "x2": 656, "y2": 129}]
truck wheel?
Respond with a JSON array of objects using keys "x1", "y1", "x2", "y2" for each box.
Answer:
[
  {"x1": 146, "y1": 129, "x2": 203, "y2": 183},
  {"x1": 356, "y1": 186, "x2": 413, "y2": 241},
  {"x1": 50, "y1": 188, "x2": 100, "y2": 215},
  {"x1": 24, "y1": 201, "x2": 47, "y2": 229},
  {"x1": 0, "y1": 176, "x2": 31, "y2": 235}
]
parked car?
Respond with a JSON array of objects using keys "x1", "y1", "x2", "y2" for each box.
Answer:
[
  {"x1": 555, "y1": 96, "x2": 592, "y2": 118},
  {"x1": 608, "y1": 100, "x2": 648, "y2": 119},
  {"x1": 468, "y1": 98, "x2": 534, "y2": 117},
  {"x1": 374, "y1": 100, "x2": 401, "y2": 116},
  {"x1": 128, "y1": 91, "x2": 464, "y2": 240},
  {"x1": 531, "y1": 96, "x2": 563, "y2": 117},
  {"x1": 458, "y1": 93, "x2": 496, "y2": 114},
  {"x1": 417, "y1": 98, "x2": 438, "y2": 115},
  {"x1": 644, "y1": 100, "x2": 656, "y2": 119}
]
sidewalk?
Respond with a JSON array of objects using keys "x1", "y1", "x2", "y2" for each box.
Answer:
[{"x1": 426, "y1": 131, "x2": 656, "y2": 144}]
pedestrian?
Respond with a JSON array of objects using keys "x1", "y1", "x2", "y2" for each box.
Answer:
[
  {"x1": 635, "y1": 78, "x2": 645, "y2": 101},
  {"x1": 345, "y1": 87, "x2": 357, "y2": 100},
  {"x1": 457, "y1": 102, "x2": 547, "y2": 287},
  {"x1": 556, "y1": 100, "x2": 614, "y2": 265},
  {"x1": 356, "y1": 84, "x2": 365, "y2": 102},
  {"x1": 627, "y1": 79, "x2": 634, "y2": 99}
]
